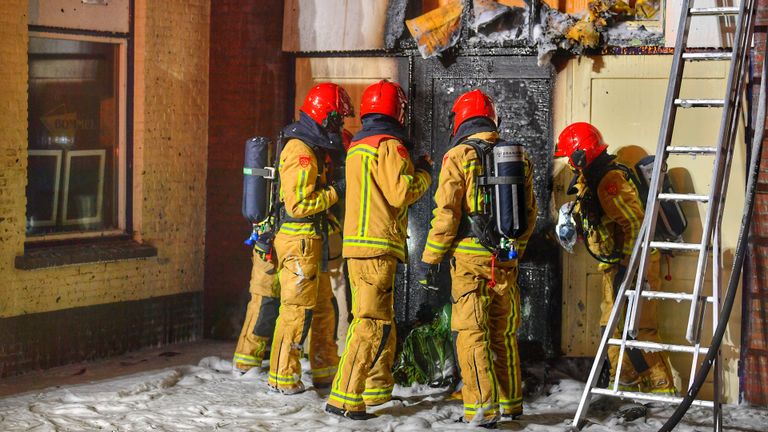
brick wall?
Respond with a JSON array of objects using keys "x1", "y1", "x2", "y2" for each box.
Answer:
[
  {"x1": 0, "y1": 0, "x2": 210, "y2": 376},
  {"x1": 0, "y1": 0, "x2": 29, "y2": 315},
  {"x1": 205, "y1": 0, "x2": 291, "y2": 337},
  {"x1": 744, "y1": 0, "x2": 768, "y2": 406}
]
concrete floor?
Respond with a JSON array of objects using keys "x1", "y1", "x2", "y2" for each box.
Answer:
[{"x1": 0, "y1": 340, "x2": 234, "y2": 398}]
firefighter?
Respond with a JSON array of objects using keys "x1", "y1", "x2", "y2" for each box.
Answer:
[
  {"x1": 267, "y1": 82, "x2": 353, "y2": 394},
  {"x1": 417, "y1": 89, "x2": 536, "y2": 426},
  {"x1": 324, "y1": 80, "x2": 432, "y2": 420},
  {"x1": 233, "y1": 248, "x2": 279, "y2": 373},
  {"x1": 554, "y1": 122, "x2": 676, "y2": 396}
]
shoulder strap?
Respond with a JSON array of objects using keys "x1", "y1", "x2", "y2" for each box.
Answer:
[
  {"x1": 461, "y1": 138, "x2": 492, "y2": 155},
  {"x1": 461, "y1": 138, "x2": 491, "y2": 178}
]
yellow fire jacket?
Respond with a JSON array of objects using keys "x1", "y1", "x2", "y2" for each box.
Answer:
[
  {"x1": 573, "y1": 166, "x2": 643, "y2": 268},
  {"x1": 422, "y1": 131, "x2": 536, "y2": 264},
  {"x1": 342, "y1": 135, "x2": 432, "y2": 262},
  {"x1": 277, "y1": 138, "x2": 340, "y2": 237}
]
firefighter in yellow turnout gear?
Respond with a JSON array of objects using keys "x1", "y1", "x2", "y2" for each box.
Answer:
[
  {"x1": 325, "y1": 80, "x2": 432, "y2": 420},
  {"x1": 555, "y1": 122, "x2": 676, "y2": 395},
  {"x1": 418, "y1": 90, "x2": 536, "y2": 426},
  {"x1": 268, "y1": 83, "x2": 353, "y2": 394},
  {"x1": 233, "y1": 249, "x2": 279, "y2": 372}
]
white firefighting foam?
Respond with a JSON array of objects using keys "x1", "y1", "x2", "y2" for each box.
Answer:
[{"x1": 0, "y1": 356, "x2": 765, "y2": 431}]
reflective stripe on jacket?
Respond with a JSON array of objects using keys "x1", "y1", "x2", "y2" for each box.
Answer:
[
  {"x1": 342, "y1": 135, "x2": 431, "y2": 261},
  {"x1": 422, "y1": 131, "x2": 536, "y2": 264},
  {"x1": 278, "y1": 138, "x2": 339, "y2": 237}
]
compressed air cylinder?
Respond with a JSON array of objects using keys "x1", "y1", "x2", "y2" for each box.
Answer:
[
  {"x1": 492, "y1": 140, "x2": 527, "y2": 239},
  {"x1": 242, "y1": 136, "x2": 272, "y2": 223}
]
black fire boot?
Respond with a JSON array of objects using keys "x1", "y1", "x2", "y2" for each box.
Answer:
[{"x1": 325, "y1": 404, "x2": 377, "y2": 421}]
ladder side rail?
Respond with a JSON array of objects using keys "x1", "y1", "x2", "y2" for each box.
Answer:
[
  {"x1": 686, "y1": 0, "x2": 755, "y2": 343},
  {"x1": 690, "y1": 83, "x2": 749, "y2": 346},
  {"x1": 612, "y1": 288, "x2": 639, "y2": 393},
  {"x1": 687, "y1": 0, "x2": 758, "y2": 416},
  {"x1": 571, "y1": 224, "x2": 648, "y2": 428},
  {"x1": 688, "y1": 13, "x2": 753, "y2": 344},
  {"x1": 626, "y1": 0, "x2": 695, "y2": 338},
  {"x1": 702, "y1": 54, "x2": 753, "y2": 425}
]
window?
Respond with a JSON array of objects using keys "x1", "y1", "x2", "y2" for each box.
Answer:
[{"x1": 26, "y1": 34, "x2": 127, "y2": 238}]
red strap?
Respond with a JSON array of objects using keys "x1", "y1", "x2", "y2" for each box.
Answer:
[
  {"x1": 488, "y1": 254, "x2": 497, "y2": 288},
  {"x1": 348, "y1": 134, "x2": 398, "y2": 150}
]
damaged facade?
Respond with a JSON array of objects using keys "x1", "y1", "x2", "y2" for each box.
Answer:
[{"x1": 0, "y1": 0, "x2": 766, "y2": 410}]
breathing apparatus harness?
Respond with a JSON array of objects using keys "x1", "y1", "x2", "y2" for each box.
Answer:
[
  {"x1": 242, "y1": 128, "x2": 339, "y2": 271},
  {"x1": 567, "y1": 154, "x2": 626, "y2": 264},
  {"x1": 455, "y1": 138, "x2": 528, "y2": 286}
]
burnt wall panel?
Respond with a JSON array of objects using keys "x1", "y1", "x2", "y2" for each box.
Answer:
[
  {"x1": 399, "y1": 55, "x2": 560, "y2": 358},
  {"x1": 0, "y1": 292, "x2": 202, "y2": 378}
]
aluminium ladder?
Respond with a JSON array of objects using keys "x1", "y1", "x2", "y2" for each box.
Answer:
[{"x1": 572, "y1": 1, "x2": 757, "y2": 430}]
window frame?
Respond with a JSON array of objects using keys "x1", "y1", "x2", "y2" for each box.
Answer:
[{"x1": 26, "y1": 31, "x2": 129, "y2": 243}]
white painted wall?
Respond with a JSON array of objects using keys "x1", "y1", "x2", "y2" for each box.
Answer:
[
  {"x1": 665, "y1": 0, "x2": 741, "y2": 48},
  {"x1": 283, "y1": 0, "x2": 389, "y2": 52}
]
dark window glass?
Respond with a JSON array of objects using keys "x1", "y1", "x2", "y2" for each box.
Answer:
[{"x1": 27, "y1": 37, "x2": 121, "y2": 236}]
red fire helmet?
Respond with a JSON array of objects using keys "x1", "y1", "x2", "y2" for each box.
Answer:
[
  {"x1": 300, "y1": 82, "x2": 354, "y2": 129},
  {"x1": 450, "y1": 89, "x2": 498, "y2": 135},
  {"x1": 360, "y1": 80, "x2": 408, "y2": 125},
  {"x1": 555, "y1": 122, "x2": 608, "y2": 169}
]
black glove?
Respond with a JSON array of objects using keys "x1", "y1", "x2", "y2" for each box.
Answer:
[
  {"x1": 414, "y1": 155, "x2": 433, "y2": 174},
  {"x1": 331, "y1": 179, "x2": 346, "y2": 200},
  {"x1": 414, "y1": 261, "x2": 439, "y2": 291}
]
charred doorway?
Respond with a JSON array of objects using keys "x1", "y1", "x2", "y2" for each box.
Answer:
[{"x1": 397, "y1": 55, "x2": 560, "y2": 359}]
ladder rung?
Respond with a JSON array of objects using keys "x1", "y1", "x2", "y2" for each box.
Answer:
[
  {"x1": 625, "y1": 290, "x2": 715, "y2": 303},
  {"x1": 689, "y1": 7, "x2": 740, "y2": 16},
  {"x1": 591, "y1": 388, "x2": 715, "y2": 408},
  {"x1": 608, "y1": 338, "x2": 709, "y2": 354},
  {"x1": 650, "y1": 241, "x2": 703, "y2": 251},
  {"x1": 658, "y1": 193, "x2": 709, "y2": 202},
  {"x1": 675, "y1": 99, "x2": 725, "y2": 108},
  {"x1": 667, "y1": 146, "x2": 718, "y2": 155},
  {"x1": 682, "y1": 52, "x2": 732, "y2": 61}
]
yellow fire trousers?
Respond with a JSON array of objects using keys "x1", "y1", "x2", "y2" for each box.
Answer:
[
  {"x1": 327, "y1": 256, "x2": 397, "y2": 412},
  {"x1": 600, "y1": 250, "x2": 675, "y2": 393},
  {"x1": 233, "y1": 250, "x2": 280, "y2": 372},
  {"x1": 451, "y1": 254, "x2": 522, "y2": 424},
  {"x1": 268, "y1": 232, "x2": 340, "y2": 391}
]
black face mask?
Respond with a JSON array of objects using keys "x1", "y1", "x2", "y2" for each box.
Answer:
[
  {"x1": 323, "y1": 111, "x2": 344, "y2": 134},
  {"x1": 283, "y1": 111, "x2": 345, "y2": 152},
  {"x1": 571, "y1": 149, "x2": 588, "y2": 170}
]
